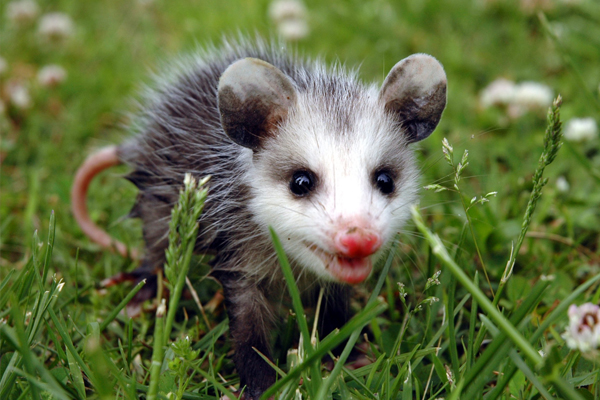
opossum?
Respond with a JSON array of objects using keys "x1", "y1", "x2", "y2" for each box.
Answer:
[{"x1": 71, "y1": 39, "x2": 447, "y2": 400}]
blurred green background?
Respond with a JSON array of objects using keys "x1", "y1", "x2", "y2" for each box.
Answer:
[
  {"x1": 2, "y1": 1, "x2": 600, "y2": 398},
  {"x1": 2, "y1": 0, "x2": 599, "y2": 281}
]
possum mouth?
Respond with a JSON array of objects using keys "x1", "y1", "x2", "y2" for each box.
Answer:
[{"x1": 306, "y1": 243, "x2": 373, "y2": 284}]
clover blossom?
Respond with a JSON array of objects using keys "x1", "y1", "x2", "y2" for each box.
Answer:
[
  {"x1": 563, "y1": 303, "x2": 600, "y2": 353},
  {"x1": 564, "y1": 117, "x2": 598, "y2": 142}
]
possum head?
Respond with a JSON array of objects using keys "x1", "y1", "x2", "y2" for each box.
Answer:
[{"x1": 218, "y1": 56, "x2": 446, "y2": 283}]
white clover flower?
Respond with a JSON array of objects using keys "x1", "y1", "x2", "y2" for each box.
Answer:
[
  {"x1": 563, "y1": 303, "x2": 600, "y2": 353},
  {"x1": 506, "y1": 103, "x2": 525, "y2": 120},
  {"x1": 511, "y1": 81, "x2": 553, "y2": 111},
  {"x1": 277, "y1": 19, "x2": 309, "y2": 41},
  {"x1": 556, "y1": 176, "x2": 570, "y2": 193},
  {"x1": 6, "y1": 0, "x2": 39, "y2": 25},
  {"x1": 269, "y1": 0, "x2": 309, "y2": 41},
  {"x1": 269, "y1": 0, "x2": 306, "y2": 23},
  {"x1": 37, "y1": 64, "x2": 67, "y2": 87},
  {"x1": 480, "y1": 78, "x2": 516, "y2": 108},
  {"x1": 6, "y1": 81, "x2": 32, "y2": 109},
  {"x1": 38, "y1": 12, "x2": 74, "y2": 41},
  {"x1": 0, "y1": 56, "x2": 7, "y2": 75},
  {"x1": 564, "y1": 117, "x2": 598, "y2": 142}
]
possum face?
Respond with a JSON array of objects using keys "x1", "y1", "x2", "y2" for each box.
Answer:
[{"x1": 218, "y1": 56, "x2": 446, "y2": 283}]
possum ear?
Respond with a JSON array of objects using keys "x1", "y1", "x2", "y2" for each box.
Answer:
[
  {"x1": 218, "y1": 57, "x2": 297, "y2": 150},
  {"x1": 379, "y1": 54, "x2": 447, "y2": 143}
]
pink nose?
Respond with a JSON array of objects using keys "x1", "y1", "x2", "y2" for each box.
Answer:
[{"x1": 334, "y1": 227, "x2": 382, "y2": 258}]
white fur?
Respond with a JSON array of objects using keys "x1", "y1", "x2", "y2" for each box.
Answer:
[
  {"x1": 123, "y1": 38, "x2": 441, "y2": 286},
  {"x1": 245, "y1": 77, "x2": 420, "y2": 281}
]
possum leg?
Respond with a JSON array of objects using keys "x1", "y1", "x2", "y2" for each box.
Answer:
[
  {"x1": 319, "y1": 284, "x2": 351, "y2": 369},
  {"x1": 319, "y1": 285, "x2": 371, "y2": 369},
  {"x1": 319, "y1": 284, "x2": 351, "y2": 340},
  {"x1": 217, "y1": 271, "x2": 276, "y2": 400}
]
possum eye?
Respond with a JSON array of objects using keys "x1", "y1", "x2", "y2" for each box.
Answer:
[
  {"x1": 290, "y1": 171, "x2": 315, "y2": 196},
  {"x1": 374, "y1": 170, "x2": 395, "y2": 195}
]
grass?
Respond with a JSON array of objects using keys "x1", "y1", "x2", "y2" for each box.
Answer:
[{"x1": 2, "y1": 0, "x2": 600, "y2": 399}]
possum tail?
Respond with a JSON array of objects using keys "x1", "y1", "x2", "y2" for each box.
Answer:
[{"x1": 71, "y1": 146, "x2": 138, "y2": 259}]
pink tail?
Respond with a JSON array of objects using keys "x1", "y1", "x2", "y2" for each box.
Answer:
[{"x1": 71, "y1": 146, "x2": 138, "y2": 259}]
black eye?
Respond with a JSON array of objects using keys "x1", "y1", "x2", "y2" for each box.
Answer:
[
  {"x1": 290, "y1": 171, "x2": 315, "y2": 196},
  {"x1": 375, "y1": 171, "x2": 395, "y2": 195}
]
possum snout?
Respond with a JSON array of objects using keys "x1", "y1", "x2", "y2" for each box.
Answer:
[{"x1": 334, "y1": 226, "x2": 381, "y2": 259}]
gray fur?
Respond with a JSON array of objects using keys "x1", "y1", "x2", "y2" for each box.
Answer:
[{"x1": 116, "y1": 38, "x2": 446, "y2": 399}]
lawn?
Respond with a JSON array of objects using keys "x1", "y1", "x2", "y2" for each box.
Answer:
[{"x1": 1, "y1": 0, "x2": 600, "y2": 399}]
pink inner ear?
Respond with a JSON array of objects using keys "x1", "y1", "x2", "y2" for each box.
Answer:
[
  {"x1": 378, "y1": 54, "x2": 447, "y2": 143},
  {"x1": 218, "y1": 57, "x2": 297, "y2": 150}
]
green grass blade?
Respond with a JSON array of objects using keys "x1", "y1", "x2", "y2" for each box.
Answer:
[
  {"x1": 261, "y1": 298, "x2": 388, "y2": 399},
  {"x1": 446, "y1": 273, "x2": 460, "y2": 378},
  {"x1": 193, "y1": 319, "x2": 228, "y2": 351},
  {"x1": 47, "y1": 308, "x2": 95, "y2": 384},
  {"x1": 313, "y1": 240, "x2": 399, "y2": 399},
  {"x1": 66, "y1": 345, "x2": 87, "y2": 399},
  {"x1": 147, "y1": 300, "x2": 166, "y2": 400},
  {"x1": 269, "y1": 227, "x2": 321, "y2": 394},
  {"x1": 348, "y1": 348, "x2": 439, "y2": 379},
  {"x1": 508, "y1": 350, "x2": 556, "y2": 400},
  {"x1": 462, "y1": 278, "x2": 551, "y2": 392},
  {"x1": 41, "y1": 210, "x2": 56, "y2": 284},
  {"x1": 485, "y1": 273, "x2": 600, "y2": 400},
  {"x1": 412, "y1": 206, "x2": 543, "y2": 366},
  {"x1": 194, "y1": 367, "x2": 238, "y2": 400},
  {"x1": 269, "y1": 227, "x2": 312, "y2": 356},
  {"x1": 98, "y1": 278, "x2": 146, "y2": 332},
  {"x1": 466, "y1": 271, "x2": 479, "y2": 374}
]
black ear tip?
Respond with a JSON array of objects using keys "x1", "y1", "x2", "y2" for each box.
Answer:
[{"x1": 404, "y1": 116, "x2": 443, "y2": 143}]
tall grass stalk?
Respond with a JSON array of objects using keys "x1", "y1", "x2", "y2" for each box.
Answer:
[
  {"x1": 461, "y1": 97, "x2": 566, "y2": 384},
  {"x1": 411, "y1": 206, "x2": 543, "y2": 365},
  {"x1": 264, "y1": 230, "x2": 392, "y2": 399},
  {"x1": 426, "y1": 140, "x2": 497, "y2": 294},
  {"x1": 496, "y1": 96, "x2": 564, "y2": 305},
  {"x1": 412, "y1": 206, "x2": 587, "y2": 399},
  {"x1": 163, "y1": 174, "x2": 209, "y2": 345},
  {"x1": 485, "y1": 272, "x2": 600, "y2": 400},
  {"x1": 147, "y1": 299, "x2": 166, "y2": 400},
  {"x1": 146, "y1": 173, "x2": 209, "y2": 398},
  {"x1": 314, "y1": 241, "x2": 399, "y2": 399}
]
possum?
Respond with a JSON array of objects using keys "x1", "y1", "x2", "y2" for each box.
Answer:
[{"x1": 71, "y1": 39, "x2": 447, "y2": 400}]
